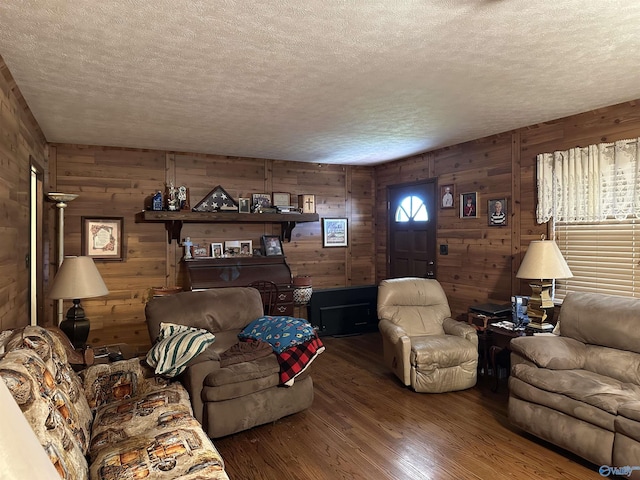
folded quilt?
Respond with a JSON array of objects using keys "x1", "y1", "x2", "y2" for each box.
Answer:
[
  {"x1": 277, "y1": 334, "x2": 325, "y2": 386},
  {"x1": 238, "y1": 316, "x2": 316, "y2": 354}
]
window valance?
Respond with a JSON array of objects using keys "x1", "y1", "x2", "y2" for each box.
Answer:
[{"x1": 537, "y1": 138, "x2": 640, "y2": 224}]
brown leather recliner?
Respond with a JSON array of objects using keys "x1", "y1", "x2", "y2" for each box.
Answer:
[
  {"x1": 377, "y1": 277, "x2": 478, "y2": 393},
  {"x1": 145, "y1": 287, "x2": 314, "y2": 438}
]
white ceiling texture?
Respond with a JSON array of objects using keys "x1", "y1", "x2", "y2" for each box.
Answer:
[{"x1": 2, "y1": 1, "x2": 640, "y2": 166}]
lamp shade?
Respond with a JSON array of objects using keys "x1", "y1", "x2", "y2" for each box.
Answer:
[
  {"x1": 48, "y1": 256, "x2": 109, "y2": 300},
  {"x1": 516, "y1": 240, "x2": 573, "y2": 281}
]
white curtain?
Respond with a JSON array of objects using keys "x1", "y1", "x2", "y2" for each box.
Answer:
[{"x1": 537, "y1": 138, "x2": 640, "y2": 223}]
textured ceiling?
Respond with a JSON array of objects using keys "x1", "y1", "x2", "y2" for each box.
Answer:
[{"x1": 2, "y1": 1, "x2": 640, "y2": 165}]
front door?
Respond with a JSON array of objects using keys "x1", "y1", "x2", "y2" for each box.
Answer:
[{"x1": 388, "y1": 180, "x2": 437, "y2": 279}]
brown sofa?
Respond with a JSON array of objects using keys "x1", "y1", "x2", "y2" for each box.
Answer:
[
  {"x1": 145, "y1": 287, "x2": 315, "y2": 438},
  {"x1": 509, "y1": 292, "x2": 640, "y2": 476},
  {"x1": 0, "y1": 325, "x2": 229, "y2": 479}
]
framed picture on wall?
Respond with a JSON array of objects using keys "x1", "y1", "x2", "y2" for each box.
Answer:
[
  {"x1": 460, "y1": 192, "x2": 478, "y2": 219},
  {"x1": 81, "y1": 217, "x2": 124, "y2": 260},
  {"x1": 440, "y1": 184, "x2": 455, "y2": 209},
  {"x1": 322, "y1": 218, "x2": 348, "y2": 247},
  {"x1": 488, "y1": 198, "x2": 508, "y2": 226}
]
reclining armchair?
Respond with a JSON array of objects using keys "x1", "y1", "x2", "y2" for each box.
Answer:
[{"x1": 377, "y1": 277, "x2": 478, "y2": 393}]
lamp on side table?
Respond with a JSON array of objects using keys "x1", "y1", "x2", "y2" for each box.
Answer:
[
  {"x1": 48, "y1": 256, "x2": 109, "y2": 348},
  {"x1": 516, "y1": 237, "x2": 572, "y2": 328}
]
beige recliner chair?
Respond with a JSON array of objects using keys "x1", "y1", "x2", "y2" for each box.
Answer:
[{"x1": 377, "y1": 277, "x2": 478, "y2": 393}]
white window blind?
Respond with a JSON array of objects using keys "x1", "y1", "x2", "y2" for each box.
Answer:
[{"x1": 554, "y1": 219, "x2": 640, "y2": 300}]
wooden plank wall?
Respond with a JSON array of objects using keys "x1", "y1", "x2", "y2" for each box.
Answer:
[
  {"x1": 375, "y1": 100, "x2": 640, "y2": 321},
  {"x1": 0, "y1": 55, "x2": 47, "y2": 331},
  {"x1": 49, "y1": 147, "x2": 376, "y2": 350}
]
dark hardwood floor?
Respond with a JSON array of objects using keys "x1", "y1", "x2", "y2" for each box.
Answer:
[{"x1": 214, "y1": 332, "x2": 603, "y2": 479}]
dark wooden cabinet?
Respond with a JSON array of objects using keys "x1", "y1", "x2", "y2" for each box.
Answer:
[{"x1": 184, "y1": 256, "x2": 294, "y2": 315}]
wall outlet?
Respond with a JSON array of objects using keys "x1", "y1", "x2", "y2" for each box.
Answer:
[{"x1": 439, "y1": 244, "x2": 448, "y2": 255}]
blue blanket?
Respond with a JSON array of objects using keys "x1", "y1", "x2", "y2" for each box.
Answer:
[{"x1": 238, "y1": 316, "x2": 316, "y2": 354}]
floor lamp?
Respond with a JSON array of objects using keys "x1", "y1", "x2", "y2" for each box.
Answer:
[{"x1": 47, "y1": 193, "x2": 78, "y2": 325}]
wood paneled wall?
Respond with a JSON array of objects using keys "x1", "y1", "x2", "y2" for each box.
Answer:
[
  {"x1": 0, "y1": 55, "x2": 47, "y2": 331},
  {"x1": 375, "y1": 100, "x2": 640, "y2": 321},
  {"x1": 49, "y1": 147, "x2": 375, "y2": 349}
]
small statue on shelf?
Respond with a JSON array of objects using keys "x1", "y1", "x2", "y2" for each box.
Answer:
[{"x1": 182, "y1": 237, "x2": 193, "y2": 260}]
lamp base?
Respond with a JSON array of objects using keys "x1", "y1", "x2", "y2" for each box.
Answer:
[
  {"x1": 59, "y1": 318, "x2": 90, "y2": 349},
  {"x1": 59, "y1": 300, "x2": 90, "y2": 349}
]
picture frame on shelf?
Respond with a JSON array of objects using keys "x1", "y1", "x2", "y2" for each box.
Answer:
[
  {"x1": 440, "y1": 184, "x2": 455, "y2": 209},
  {"x1": 192, "y1": 244, "x2": 209, "y2": 258},
  {"x1": 224, "y1": 241, "x2": 241, "y2": 256},
  {"x1": 488, "y1": 198, "x2": 508, "y2": 226},
  {"x1": 240, "y1": 240, "x2": 253, "y2": 256},
  {"x1": 81, "y1": 216, "x2": 124, "y2": 261},
  {"x1": 252, "y1": 193, "x2": 271, "y2": 210},
  {"x1": 261, "y1": 235, "x2": 283, "y2": 256},
  {"x1": 272, "y1": 192, "x2": 291, "y2": 207},
  {"x1": 211, "y1": 242, "x2": 223, "y2": 258},
  {"x1": 238, "y1": 197, "x2": 251, "y2": 213},
  {"x1": 322, "y1": 218, "x2": 348, "y2": 247},
  {"x1": 460, "y1": 192, "x2": 478, "y2": 219}
]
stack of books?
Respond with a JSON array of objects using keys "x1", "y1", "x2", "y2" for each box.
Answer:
[{"x1": 527, "y1": 322, "x2": 555, "y2": 331}]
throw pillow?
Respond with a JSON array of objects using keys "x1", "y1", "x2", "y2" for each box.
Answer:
[
  {"x1": 238, "y1": 316, "x2": 316, "y2": 354},
  {"x1": 146, "y1": 328, "x2": 215, "y2": 377}
]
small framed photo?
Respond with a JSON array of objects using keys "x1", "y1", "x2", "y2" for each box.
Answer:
[
  {"x1": 488, "y1": 198, "x2": 508, "y2": 226},
  {"x1": 272, "y1": 192, "x2": 291, "y2": 207},
  {"x1": 252, "y1": 193, "x2": 271, "y2": 209},
  {"x1": 211, "y1": 242, "x2": 223, "y2": 258},
  {"x1": 460, "y1": 192, "x2": 478, "y2": 219},
  {"x1": 192, "y1": 244, "x2": 209, "y2": 258},
  {"x1": 238, "y1": 197, "x2": 251, "y2": 213},
  {"x1": 81, "y1": 217, "x2": 124, "y2": 260},
  {"x1": 440, "y1": 184, "x2": 455, "y2": 209},
  {"x1": 261, "y1": 235, "x2": 284, "y2": 256},
  {"x1": 322, "y1": 218, "x2": 348, "y2": 247},
  {"x1": 224, "y1": 241, "x2": 241, "y2": 256},
  {"x1": 240, "y1": 240, "x2": 253, "y2": 256}
]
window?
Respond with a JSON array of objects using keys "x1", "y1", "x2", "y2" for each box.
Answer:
[
  {"x1": 395, "y1": 196, "x2": 428, "y2": 222},
  {"x1": 554, "y1": 219, "x2": 640, "y2": 300}
]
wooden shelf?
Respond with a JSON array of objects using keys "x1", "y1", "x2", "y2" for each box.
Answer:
[{"x1": 137, "y1": 210, "x2": 319, "y2": 243}]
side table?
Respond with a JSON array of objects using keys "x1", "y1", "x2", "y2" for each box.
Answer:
[
  {"x1": 486, "y1": 325, "x2": 529, "y2": 392},
  {"x1": 467, "y1": 312, "x2": 510, "y2": 377},
  {"x1": 92, "y1": 343, "x2": 137, "y2": 364}
]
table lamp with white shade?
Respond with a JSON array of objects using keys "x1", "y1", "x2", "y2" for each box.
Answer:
[
  {"x1": 48, "y1": 256, "x2": 109, "y2": 348},
  {"x1": 516, "y1": 237, "x2": 573, "y2": 326}
]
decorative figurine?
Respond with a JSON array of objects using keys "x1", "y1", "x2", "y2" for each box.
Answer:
[
  {"x1": 182, "y1": 237, "x2": 193, "y2": 260},
  {"x1": 152, "y1": 191, "x2": 163, "y2": 211}
]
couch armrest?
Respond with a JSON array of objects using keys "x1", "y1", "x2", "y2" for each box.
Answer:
[
  {"x1": 510, "y1": 335, "x2": 587, "y2": 369},
  {"x1": 378, "y1": 319, "x2": 411, "y2": 385},
  {"x1": 442, "y1": 317, "x2": 478, "y2": 347}
]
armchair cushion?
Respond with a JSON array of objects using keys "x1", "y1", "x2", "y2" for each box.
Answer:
[{"x1": 411, "y1": 335, "x2": 478, "y2": 367}]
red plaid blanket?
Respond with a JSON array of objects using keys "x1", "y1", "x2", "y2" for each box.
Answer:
[{"x1": 276, "y1": 335, "x2": 325, "y2": 386}]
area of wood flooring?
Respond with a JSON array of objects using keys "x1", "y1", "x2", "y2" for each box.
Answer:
[{"x1": 214, "y1": 332, "x2": 603, "y2": 480}]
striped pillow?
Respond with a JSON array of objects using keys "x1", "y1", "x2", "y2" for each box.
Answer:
[{"x1": 146, "y1": 327, "x2": 215, "y2": 377}]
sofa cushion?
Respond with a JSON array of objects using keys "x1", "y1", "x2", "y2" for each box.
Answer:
[
  {"x1": 509, "y1": 376, "x2": 616, "y2": 431},
  {"x1": 512, "y1": 364, "x2": 640, "y2": 415},
  {"x1": 89, "y1": 382, "x2": 193, "y2": 458},
  {"x1": 0, "y1": 348, "x2": 90, "y2": 480},
  {"x1": 238, "y1": 316, "x2": 317, "y2": 354},
  {"x1": 81, "y1": 358, "x2": 150, "y2": 409},
  {"x1": 510, "y1": 335, "x2": 587, "y2": 370},
  {"x1": 146, "y1": 328, "x2": 216, "y2": 377},
  {"x1": 584, "y1": 345, "x2": 640, "y2": 385}
]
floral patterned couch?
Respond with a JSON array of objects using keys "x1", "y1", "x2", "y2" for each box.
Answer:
[{"x1": 0, "y1": 325, "x2": 229, "y2": 480}]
